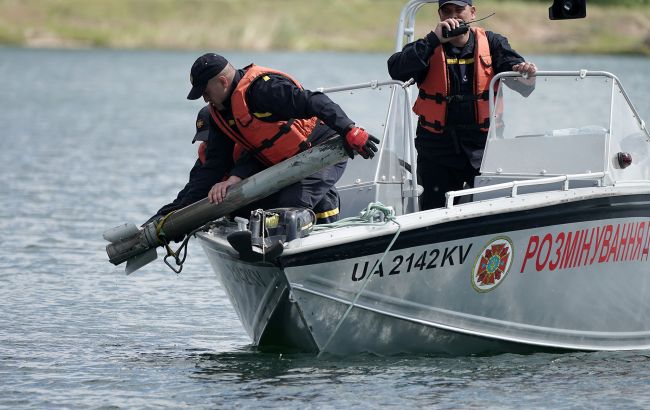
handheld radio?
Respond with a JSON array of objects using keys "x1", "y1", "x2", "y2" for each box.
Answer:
[{"x1": 442, "y1": 13, "x2": 495, "y2": 38}]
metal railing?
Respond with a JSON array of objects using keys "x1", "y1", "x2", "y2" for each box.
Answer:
[
  {"x1": 445, "y1": 172, "x2": 607, "y2": 209},
  {"x1": 395, "y1": 0, "x2": 438, "y2": 52},
  {"x1": 316, "y1": 79, "x2": 397, "y2": 94},
  {"x1": 317, "y1": 79, "x2": 420, "y2": 212}
]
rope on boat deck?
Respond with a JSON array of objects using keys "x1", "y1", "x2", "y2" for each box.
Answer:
[
  {"x1": 317, "y1": 202, "x2": 402, "y2": 357},
  {"x1": 311, "y1": 202, "x2": 398, "y2": 231}
]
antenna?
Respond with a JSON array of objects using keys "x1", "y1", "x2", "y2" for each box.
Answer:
[
  {"x1": 468, "y1": 12, "x2": 496, "y2": 25},
  {"x1": 442, "y1": 13, "x2": 496, "y2": 38}
]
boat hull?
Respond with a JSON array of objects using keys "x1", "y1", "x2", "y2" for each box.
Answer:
[
  {"x1": 200, "y1": 245, "x2": 319, "y2": 351},
  {"x1": 199, "y1": 240, "x2": 542, "y2": 355},
  {"x1": 198, "y1": 194, "x2": 650, "y2": 355}
]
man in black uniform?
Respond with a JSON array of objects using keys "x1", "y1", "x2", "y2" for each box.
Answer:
[
  {"x1": 388, "y1": 0, "x2": 536, "y2": 210},
  {"x1": 144, "y1": 105, "x2": 235, "y2": 225},
  {"x1": 186, "y1": 53, "x2": 379, "y2": 223}
]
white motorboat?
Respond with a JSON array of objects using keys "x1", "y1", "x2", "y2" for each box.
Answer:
[
  {"x1": 104, "y1": 0, "x2": 650, "y2": 355},
  {"x1": 193, "y1": 1, "x2": 650, "y2": 355}
]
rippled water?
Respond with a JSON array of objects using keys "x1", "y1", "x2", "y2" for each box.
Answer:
[{"x1": 1, "y1": 47, "x2": 650, "y2": 408}]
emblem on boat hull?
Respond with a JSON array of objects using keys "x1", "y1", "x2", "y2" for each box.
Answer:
[{"x1": 471, "y1": 236, "x2": 514, "y2": 292}]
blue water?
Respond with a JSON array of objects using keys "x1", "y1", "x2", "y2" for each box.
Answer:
[{"x1": 1, "y1": 47, "x2": 650, "y2": 408}]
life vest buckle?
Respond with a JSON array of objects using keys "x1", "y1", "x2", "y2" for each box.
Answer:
[
  {"x1": 279, "y1": 121, "x2": 293, "y2": 134},
  {"x1": 259, "y1": 139, "x2": 275, "y2": 149},
  {"x1": 446, "y1": 95, "x2": 467, "y2": 103},
  {"x1": 238, "y1": 114, "x2": 253, "y2": 127},
  {"x1": 419, "y1": 117, "x2": 444, "y2": 132},
  {"x1": 418, "y1": 89, "x2": 446, "y2": 104}
]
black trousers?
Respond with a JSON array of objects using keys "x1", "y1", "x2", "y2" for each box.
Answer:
[
  {"x1": 235, "y1": 160, "x2": 346, "y2": 224},
  {"x1": 269, "y1": 160, "x2": 346, "y2": 223},
  {"x1": 417, "y1": 150, "x2": 479, "y2": 211}
]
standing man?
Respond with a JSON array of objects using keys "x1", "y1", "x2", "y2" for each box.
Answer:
[
  {"x1": 186, "y1": 53, "x2": 379, "y2": 223},
  {"x1": 387, "y1": 0, "x2": 536, "y2": 210}
]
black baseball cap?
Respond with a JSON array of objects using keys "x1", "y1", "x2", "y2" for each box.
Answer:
[
  {"x1": 439, "y1": 0, "x2": 472, "y2": 8},
  {"x1": 192, "y1": 106, "x2": 210, "y2": 143},
  {"x1": 187, "y1": 53, "x2": 229, "y2": 100}
]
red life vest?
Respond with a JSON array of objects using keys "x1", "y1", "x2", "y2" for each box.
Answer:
[
  {"x1": 413, "y1": 27, "x2": 495, "y2": 134},
  {"x1": 197, "y1": 141, "x2": 207, "y2": 165},
  {"x1": 209, "y1": 65, "x2": 317, "y2": 167},
  {"x1": 232, "y1": 144, "x2": 244, "y2": 162},
  {"x1": 196, "y1": 142, "x2": 242, "y2": 165}
]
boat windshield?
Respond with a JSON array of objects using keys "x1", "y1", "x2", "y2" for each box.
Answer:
[
  {"x1": 481, "y1": 71, "x2": 649, "y2": 180},
  {"x1": 482, "y1": 72, "x2": 624, "y2": 177},
  {"x1": 490, "y1": 74, "x2": 612, "y2": 141}
]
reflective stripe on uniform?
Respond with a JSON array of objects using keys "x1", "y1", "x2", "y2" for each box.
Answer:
[
  {"x1": 446, "y1": 57, "x2": 475, "y2": 65},
  {"x1": 315, "y1": 207, "x2": 339, "y2": 220}
]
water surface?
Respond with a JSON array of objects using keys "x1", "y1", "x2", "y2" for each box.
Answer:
[{"x1": 1, "y1": 48, "x2": 650, "y2": 408}]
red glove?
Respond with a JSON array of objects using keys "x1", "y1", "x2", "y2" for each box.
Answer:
[{"x1": 344, "y1": 126, "x2": 379, "y2": 159}]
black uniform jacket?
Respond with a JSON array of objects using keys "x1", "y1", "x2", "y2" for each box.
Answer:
[
  {"x1": 388, "y1": 29, "x2": 527, "y2": 168},
  {"x1": 211, "y1": 68, "x2": 354, "y2": 179},
  {"x1": 153, "y1": 68, "x2": 353, "y2": 218}
]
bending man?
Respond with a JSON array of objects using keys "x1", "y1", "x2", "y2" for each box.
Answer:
[{"x1": 187, "y1": 53, "x2": 379, "y2": 223}]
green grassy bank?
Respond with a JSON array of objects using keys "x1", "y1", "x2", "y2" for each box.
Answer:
[{"x1": 1, "y1": 0, "x2": 649, "y2": 55}]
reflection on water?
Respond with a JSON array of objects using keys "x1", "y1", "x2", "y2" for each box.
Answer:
[
  {"x1": 188, "y1": 350, "x2": 650, "y2": 407},
  {"x1": 1, "y1": 47, "x2": 650, "y2": 408}
]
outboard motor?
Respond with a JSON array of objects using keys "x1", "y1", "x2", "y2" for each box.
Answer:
[
  {"x1": 227, "y1": 208, "x2": 315, "y2": 262},
  {"x1": 250, "y1": 208, "x2": 314, "y2": 247}
]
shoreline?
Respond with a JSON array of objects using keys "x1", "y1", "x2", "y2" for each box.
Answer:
[{"x1": 1, "y1": 0, "x2": 649, "y2": 55}]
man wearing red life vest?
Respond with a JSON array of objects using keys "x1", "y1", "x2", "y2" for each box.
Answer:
[
  {"x1": 186, "y1": 53, "x2": 379, "y2": 223},
  {"x1": 388, "y1": 0, "x2": 536, "y2": 210}
]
